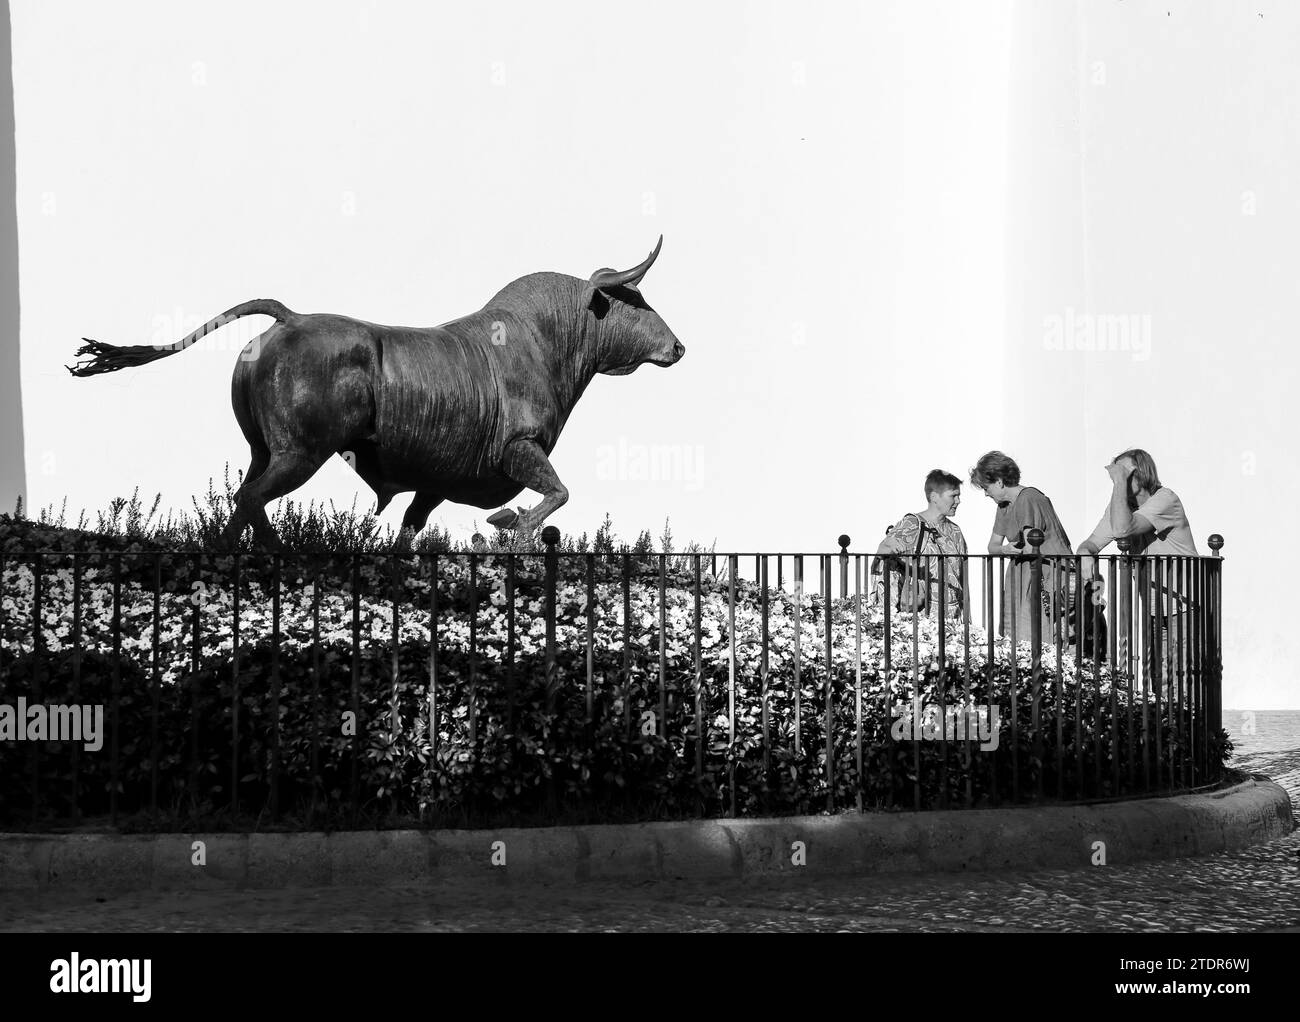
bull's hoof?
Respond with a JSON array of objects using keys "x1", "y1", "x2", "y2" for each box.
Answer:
[
  {"x1": 486, "y1": 507, "x2": 519, "y2": 529},
  {"x1": 253, "y1": 536, "x2": 286, "y2": 556}
]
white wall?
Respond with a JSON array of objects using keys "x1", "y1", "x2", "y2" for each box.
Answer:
[
  {"x1": 0, "y1": 0, "x2": 22, "y2": 513},
  {"x1": 1004, "y1": 0, "x2": 1298, "y2": 710},
  {"x1": 11, "y1": 0, "x2": 1012, "y2": 544},
  {"x1": 10, "y1": 0, "x2": 1291, "y2": 707}
]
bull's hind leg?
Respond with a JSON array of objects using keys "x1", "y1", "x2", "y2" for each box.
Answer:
[
  {"x1": 393, "y1": 491, "x2": 445, "y2": 551},
  {"x1": 221, "y1": 445, "x2": 270, "y2": 548},
  {"x1": 244, "y1": 446, "x2": 270, "y2": 485},
  {"x1": 222, "y1": 450, "x2": 328, "y2": 551}
]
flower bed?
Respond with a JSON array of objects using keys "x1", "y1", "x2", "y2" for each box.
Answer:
[{"x1": 0, "y1": 546, "x2": 1229, "y2": 829}]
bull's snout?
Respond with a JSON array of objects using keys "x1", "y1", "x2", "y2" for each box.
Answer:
[{"x1": 671, "y1": 340, "x2": 685, "y2": 362}]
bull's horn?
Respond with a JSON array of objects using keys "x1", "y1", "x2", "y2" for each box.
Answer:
[{"x1": 589, "y1": 235, "x2": 663, "y2": 289}]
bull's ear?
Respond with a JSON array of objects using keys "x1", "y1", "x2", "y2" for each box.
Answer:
[{"x1": 583, "y1": 285, "x2": 611, "y2": 319}]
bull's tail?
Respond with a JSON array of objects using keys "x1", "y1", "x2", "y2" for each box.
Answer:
[{"x1": 66, "y1": 298, "x2": 295, "y2": 377}]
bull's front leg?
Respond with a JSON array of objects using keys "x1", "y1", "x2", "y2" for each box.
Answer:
[{"x1": 486, "y1": 437, "x2": 569, "y2": 537}]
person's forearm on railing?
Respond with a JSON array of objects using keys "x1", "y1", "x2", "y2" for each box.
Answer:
[
  {"x1": 1107, "y1": 466, "x2": 1136, "y2": 538},
  {"x1": 990, "y1": 532, "x2": 1032, "y2": 561},
  {"x1": 1076, "y1": 539, "x2": 1101, "y2": 582}
]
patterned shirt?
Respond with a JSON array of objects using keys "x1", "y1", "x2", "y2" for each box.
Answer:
[{"x1": 885, "y1": 513, "x2": 968, "y2": 616}]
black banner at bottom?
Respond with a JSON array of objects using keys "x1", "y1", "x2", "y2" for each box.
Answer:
[{"x1": 0, "y1": 930, "x2": 1292, "y2": 1011}]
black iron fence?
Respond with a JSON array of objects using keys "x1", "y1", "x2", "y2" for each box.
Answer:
[{"x1": 0, "y1": 529, "x2": 1226, "y2": 829}]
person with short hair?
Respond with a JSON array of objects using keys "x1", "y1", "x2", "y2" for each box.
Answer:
[
  {"x1": 969, "y1": 451, "x2": 1073, "y2": 641},
  {"x1": 873, "y1": 469, "x2": 968, "y2": 618}
]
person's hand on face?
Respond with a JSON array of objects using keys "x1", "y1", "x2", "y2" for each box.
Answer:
[{"x1": 1106, "y1": 459, "x2": 1135, "y2": 484}]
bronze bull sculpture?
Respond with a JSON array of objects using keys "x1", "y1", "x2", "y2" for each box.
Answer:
[{"x1": 68, "y1": 238, "x2": 683, "y2": 549}]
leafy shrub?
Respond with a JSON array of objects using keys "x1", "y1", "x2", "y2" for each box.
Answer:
[{"x1": 0, "y1": 512, "x2": 1230, "y2": 830}]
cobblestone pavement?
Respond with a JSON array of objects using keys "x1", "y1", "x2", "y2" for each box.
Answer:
[{"x1": 2, "y1": 715, "x2": 1297, "y2": 933}]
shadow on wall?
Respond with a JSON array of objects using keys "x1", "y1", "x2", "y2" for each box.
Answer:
[{"x1": 0, "y1": 1, "x2": 24, "y2": 512}]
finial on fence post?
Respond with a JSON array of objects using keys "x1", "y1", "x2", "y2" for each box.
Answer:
[
  {"x1": 1208, "y1": 534, "x2": 1223, "y2": 558},
  {"x1": 1027, "y1": 528, "x2": 1044, "y2": 551},
  {"x1": 838, "y1": 534, "x2": 850, "y2": 599},
  {"x1": 541, "y1": 525, "x2": 560, "y2": 550},
  {"x1": 1116, "y1": 536, "x2": 1132, "y2": 554}
]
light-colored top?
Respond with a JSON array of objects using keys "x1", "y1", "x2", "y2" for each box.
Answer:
[
  {"x1": 993, "y1": 486, "x2": 1073, "y2": 555},
  {"x1": 1085, "y1": 486, "x2": 1198, "y2": 556}
]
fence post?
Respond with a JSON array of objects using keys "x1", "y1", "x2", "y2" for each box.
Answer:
[
  {"x1": 32, "y1": 553, "x2": 43, "y2": 823},
  {"x1": 110, "y1": 554, "x2": 121, "y2": 826},
  {"x1": 693, "y1": 554, "x2": 703, "y2": 813},
  {"x1": 853, "y1": 553, "x2": 863, "y2": 812},
  {"x1": 824, "y1": 553, "x2": 835, "y2": 813},
  {"x1": 881, "y1": 551, "x2": 892, "y2": 808},
  {"x1": 760, "y1": 555, "x2": 770, "y2": 789},
  {"x1": 506, "y1": 551, "x2": 517, "y2": 734},
  {"x1": 310, "y1": 555, "x2": 322, "y2": 826},
  {"x1": 270, "y1": 554, "x2": 281, "y2": 823},
  {"x1": 838, "y1": 534, "x2": 850, "y2": 600},
  {"x1": 70, "y1": 552, "x2": 81, "y2": 825},
  {"x1": 542, "y1": 526, "x2": 560, "y2": 817},
  {"x1": 389, "y1": 554, "x2": 400, "y2": 740},
  {"x1": 584, "y1": 553, "x2": 594, "y2": 743},
  {"x1": 190, "y1": 552, "x2": 202, "y2": 817},
  {"x1": 1027, "y1": 528, "x2": 1044, "y2": 801},
  {"x1": 728, "y1": 553, "x2": 737, "y2": 817},
  {"x1": 469, "y1": 553, "x2": 478, "y2": 747},
  {"x1": 1117, "y1": 536, "x2": 1134, "y2": 792},
  {"x1": 658, "y1": 552, "x2": 668, "y2": 737},
  {"x1": 1208, "y1": 535, "x2": 1224, "y2": 746},
  {"x1": 349, "y1": 555, "x2": 360, "y2": 819},
  {"x1": 231, "y1": 553, "x2": 242, "y2": 818},
  {"x1": 151, "y1": 553, "x2": 161, "y2": 824}
]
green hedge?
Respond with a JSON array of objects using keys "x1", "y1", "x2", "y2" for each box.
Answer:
[{"x1": 0, "y1": 547, "x2": 1232, "y2": 829}]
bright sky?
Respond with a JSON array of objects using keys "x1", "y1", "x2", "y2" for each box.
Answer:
[{"x1": 9, "y1": 0, "x2": 1297, "y2": 708}]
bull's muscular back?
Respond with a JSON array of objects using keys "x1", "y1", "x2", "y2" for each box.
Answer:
[
  {"x1": 251, "y1": 305, "x2": 575, "y2": 508},
  {"x1": 232, "y1": 271, "x2": 593, "y2": 510},
  {"x1": 370, "y1": 310, "x2": 558, "y2": 505}
]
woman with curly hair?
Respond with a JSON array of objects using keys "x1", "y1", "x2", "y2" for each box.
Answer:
[{"x1": 969, "y1": 451, "x2": 1073, "y2": 642}]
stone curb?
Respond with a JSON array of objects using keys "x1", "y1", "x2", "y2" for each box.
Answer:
[{"x1": 0, "y1": 777, "x2": 1291, "y2": 893}]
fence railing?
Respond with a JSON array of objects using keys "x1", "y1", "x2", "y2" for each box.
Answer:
[{"x1": 0, "y1": 529, "x2": 1225, "y2": 829}]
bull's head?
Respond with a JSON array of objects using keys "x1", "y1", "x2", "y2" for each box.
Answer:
[{"x1": 584, "y1": 236, "x2": 684, "y2": 376}]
